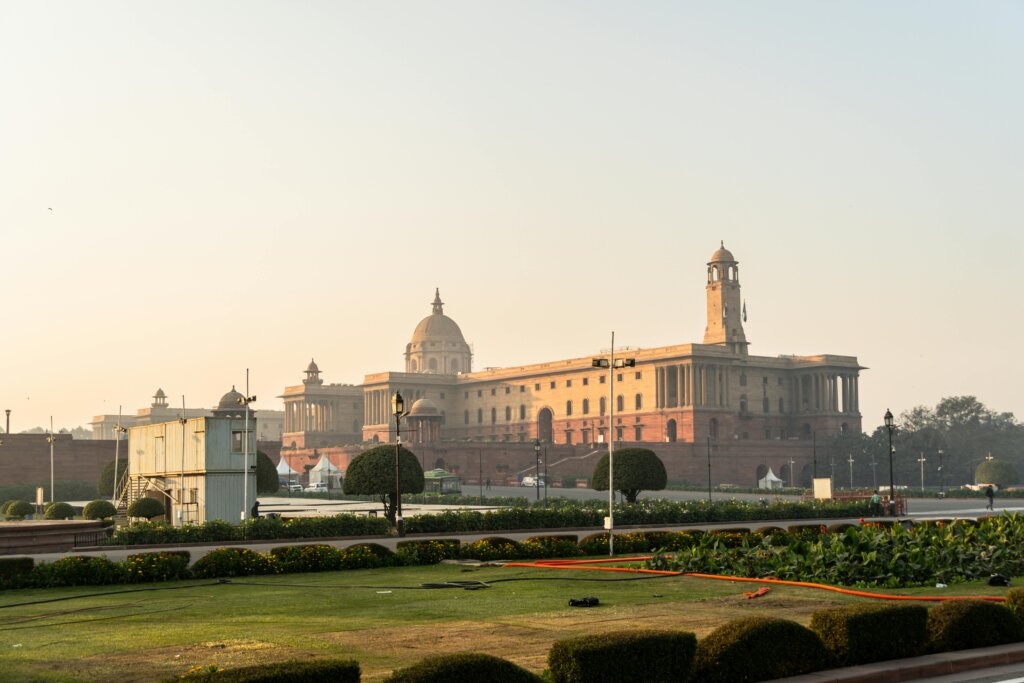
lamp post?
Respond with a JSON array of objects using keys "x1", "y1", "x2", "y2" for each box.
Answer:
[
  {"x1": 112, "y1": 407, "x2": 127, "y2": 505},
  {"x1": 533, "y1": 439, "x2": 541, "y2": 502},
  {"x1": 884, "y1": 409, "x2": 896, "y2": 516},
  {"x1": 592, "y1": 332, "x2": 635, "y2": 556},
  {"x1": 543, "y1": 444, "x2": 548, "y2": 506},
  {"x1": 237, "y1": 373, "x2": 256, "y2": 523},
  {"x1": 4, "y1": 409, "x2": 10, "y2": 435},
  {"x1": 392, "y1": 391, "x2": 407, "y2": 537},
  {"x1": 847, "y1": 454, "x2": 855, "y2": 489},
  {"x1": 937, "y1": 449, "x2": 945, "y2": 496},
  {"x1": 788, "y1": 457, "x2": 795, "y2": 487},
  {"x1": 917, "y1": 452, "x2": 927, "y2": 492},
  {"x1": 706, "y1": 436, "x2": 713, "y2": 503},
  {"x1": 46, "y1": 416, "x2": 55, "y2": 504}
]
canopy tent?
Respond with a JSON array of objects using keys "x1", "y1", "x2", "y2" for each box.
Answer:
[
  {"x1": 308, "y1": 455, "x2": 343, "y2": 489},
  {"x1": 758, "y1": 468, "x2": 786, "y2": 490}
]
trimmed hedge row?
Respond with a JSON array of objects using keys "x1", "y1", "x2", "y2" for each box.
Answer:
[
  {"x1": 112, "y1": 515, "x2": 392, "y2": 545},
  {"x1": 384, "y1": 653, "x2": 541, "y2": 682},
  {"x1": 548, "y1": 630, "x2": 695, "y2": 683},
  {"x1": 169, "y1": 659, "x2": 360, "y2": 682}
]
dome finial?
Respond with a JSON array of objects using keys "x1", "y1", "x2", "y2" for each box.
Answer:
[{"x1": 432, "y1": 288, "x2": 444, "y2": 314}]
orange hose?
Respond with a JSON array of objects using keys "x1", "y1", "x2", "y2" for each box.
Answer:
[{"x1": 504, "y1": 557, "x2": 1007, "y2": 602}]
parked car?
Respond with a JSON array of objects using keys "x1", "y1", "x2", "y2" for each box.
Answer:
[
  {"x1": 521, "y1": 476, "x2": 546, "y2": 487},
  {"x1": 288, "y1": 483, "x2": 303, "y2": 493},
  {"x1": 305, "y1": 482, "x2": 328, "y2": 493}
]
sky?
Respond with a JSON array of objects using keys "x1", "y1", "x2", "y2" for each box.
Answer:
[{"x1": 1, "y1": 1, "x2": 1021, "y2": 434}]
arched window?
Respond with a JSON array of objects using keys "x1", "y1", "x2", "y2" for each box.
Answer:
[
  {"x1": 505, "y1": 406, "x2": 511, "y2": 421},
  {"x1": 616, "y1": 395, "x2": 624, "y2": 412},
  {"x1": 566, "y1": 400, "x2": 573, "y2": 416},
  {"x1": 600, "y1": 397, "x2": 607, "y2": 416},
  {"x1": 477, "y1": 409, "x2": 483, "y2": 424},
  {"x1": 635, "y1": 393, "x2": 642, "y2": 410},
  {"x1": 740, "y1": 395, "x2": 748, "y2": 413},
  {"x1": 519, "y1": 404, "x2": 525, "y2": 420},
  {"x1": 464, "y1": 410, "x2": 469, "y2": 424},
  {"x1": 582, "y1": 398, "x2": 590, "y2": 415},
  {"x1": 490, "y1": 407, "x2": 496, "y2": 424}
]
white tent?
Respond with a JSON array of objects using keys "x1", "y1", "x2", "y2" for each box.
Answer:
[
  {"x1": 277, "y1": 457, "x2": 300, "y2": 485},
  {"x1": 758, "y1": 468, "x2": 786, "y2": 490},
  {"x1": 308, "y1": 455, "x2": 343, "y2": 489}
]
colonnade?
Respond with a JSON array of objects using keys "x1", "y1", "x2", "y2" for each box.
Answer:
[
  {"x1": 794, "y1": 372, "x2": 859, "y2": 414},
  {"x1": 655, "y1": 364, "x2": 728, "y2": 409},
  {"x1": 363, "y1": 387, "x2": 426, "y2": 426},
  {"x1": 285, "y1": 399, "x2": 345, "y2": 433}
]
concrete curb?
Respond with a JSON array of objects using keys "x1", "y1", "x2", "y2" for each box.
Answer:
[{"x1": 773, "y1": 642, "x2": 1024, "y2": 682}]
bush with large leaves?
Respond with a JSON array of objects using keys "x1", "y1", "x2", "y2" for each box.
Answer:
[
  {"x1": 342, "y1": 445, "x2": 424, "y2": 525},
  {"x1": 590, "y1": 448, "x2": 667, "y2": 503}
]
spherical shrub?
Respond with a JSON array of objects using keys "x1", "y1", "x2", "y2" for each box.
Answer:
[
  {"x1": 811, "y1": 603, "x2": 928, "y2": 665},
  {"x1": 692, "y1": 616, "x2": 834, "y2": 682},
  {"x1": 5, "y1": 500, "x2": 34, "y2": 520},
  {"x1": 83, "y1": 499, "x2": 117, "y2": 520},
  {"x1": 928, "y1": 599, "x2": 1024, "y2": 652},
  {"x1": 548, "y1": 629, "x2": 696, "y2": 683},
  {"x1": 44, "y1": 502, "x2": 76, "y2": 519},
  {"x1": 127, "y1": 497, "x2": 165, "y2": 520},
  {"x1": 30, "y1": 555, "x2": 127, "y2": 587},
  {"x1": 384, "y1": 652, "x2": 541, "y2": 682},
  {"x1": 270, "y1": 544, "x2": 343, "y2": 573}
]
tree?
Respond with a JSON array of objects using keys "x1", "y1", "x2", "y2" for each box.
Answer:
[
  {"x1": 44, "y1": 502, "x2": 75, "y2": 519},
  {"x1": 342, "y1": 445, "x2": 424, "y2": 524},
  {"x1": 590, "y1": 448, "x2": 667, "y2": 503},
  {"x1": 83, "y1": 499, "x2": 117, "y2": 520},
  {"x1": 127, "y1": 496, "x2": 165, "y2": 520},
  {"x1": 975, "y1": 460, "x2": 1019, "y2": 488},
  {"x1": 256, "y1": 450, "x2": 278, "y2": 494},
  {"x1": 98, "y1": 459, "x2": 130, "y2": 497}
]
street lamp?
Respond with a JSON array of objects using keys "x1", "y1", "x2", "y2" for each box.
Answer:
[
  {"x1": 884, "y1": 409, "x2": 896, "y2": 516},
  {"x1": 937, "y1": 449, "x2": 945, "y2": 496},
  {"x1": 847, "y1": 454, "x2": 855, "y2": 489},
  {"x1": 392, "y1": 391, "x2": 408, "y2": 537},
  {"x1": 4, "y1": 409, "x2": 10, "y2": 436},
  {"x1": 46, "y1": 416, "x2": 55, "y2": 504},
  {"x1": 592, "y1": 331, "x2": 635, "y2": 557},
  {"x1": 788, "y1": 457, "x2": 795, "y2": 487},
  {"x1": 237, "y1": 373, "x2": 256, "y2": 523},
  {"x1": 706, "y1": 436, "x2": 713, "y2": 503},
  {"x1": 917, "y1": 452, "x2": 927, "y2": 492},
  {"x1": 533, "y1": 439, "x2": 541, "y2": 502},
  {"x1": 111, "y1": 407, "x2": 127, "y2": 505}
]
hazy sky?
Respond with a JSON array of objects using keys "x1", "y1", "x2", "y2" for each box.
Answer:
[{"x1": 1, "y1": 1, "x2": 1021, "y2": 434}]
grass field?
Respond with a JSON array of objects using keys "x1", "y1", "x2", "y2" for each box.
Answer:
[{"x1": 0, "y1": 562, "x2": 1014, "y2": 682}]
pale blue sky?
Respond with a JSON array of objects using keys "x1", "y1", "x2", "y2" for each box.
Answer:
[{"x1": 1, "y1": 1, "x2": 1021, "y2": 433}]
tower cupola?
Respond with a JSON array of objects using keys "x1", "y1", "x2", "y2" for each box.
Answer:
[{"x1": 703, "y1": 242, "x2": 749, "y2": 354}]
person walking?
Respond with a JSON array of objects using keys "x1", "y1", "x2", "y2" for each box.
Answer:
[
  {"x1": 985, "y1": 485, "x2": 995, "y2": 511},
  {"x1": 870, "y1": 490, "x2": 881, "y2": 516}
]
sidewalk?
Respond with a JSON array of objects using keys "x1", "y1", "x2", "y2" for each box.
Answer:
[{"x1": 775, "y1": 642, "x2": 1024, "y2": 682}]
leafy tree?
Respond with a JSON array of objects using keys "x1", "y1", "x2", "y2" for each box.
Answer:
[
  {"x1": 342, "y1": 445, "x2": 424, "y2": 524},
  {"x1": 127, "y1": 497, "x2": 165, "y2": 520},
  {"x1": 590, "y1": 448, "x2": 667, "y2": 503},
  {"x1": 975, "y1": 460, "x2": 1019, "y2": 488},
  {"x1": 256, "y1": 450, "x2": 278, "y2": 494},
  {"x1": 5, "y1": 500, "x2": 34, "y2": 520},
  {"x1": 44, "y1": 502, "x2": 75, "y2": 519},
  {"x1": 83, "y1": 499, "x2": 117, "y2": 520},
  {"x1": 98, "y1": 459, "x2": 130, "y2": 498}
]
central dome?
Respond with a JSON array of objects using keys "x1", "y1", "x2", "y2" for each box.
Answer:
[{"x1": 410, "y1": 289, "x2": 467, "y2": 345}]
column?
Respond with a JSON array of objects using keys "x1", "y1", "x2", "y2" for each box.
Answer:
[
  {"x1": 676, "y1": 365, "x2": 683, "y2": 408},
  {"x1": 656, "y1": 367, "x2": 663, "y2": 408}
]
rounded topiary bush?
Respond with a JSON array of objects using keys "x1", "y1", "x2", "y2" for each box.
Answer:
[
  {"x1": 5, "y1": 500, "x2": 34, "y2": 520},
  {"x1": 270, "y1": 544, "x2": 343, "y2": 573},
  {"x1": 340, "y1": 543, "x2": 398, "y2": 569},
  {"x1": 83, "y1": 499, "x2": 117, "y2": 520},
  {"x1": 811, "y1": 603, "x2": 928, "y2": 665},
  {"x1": 928, "y1": 599, "x2": 1023, "y2": 652},
  {"x1": 1006, "y1": 587, "x2": 1024, "y2": 621},
  {"x1": 30, "y1": 555, "x2": 127, "y2": 587},
  {"x1": 548, "y1": 629, "x2": 696, "y2": 683},
  {"x1": 384, "y1": 652, "x2": 541, "y2": 682},
  {"x1": 168, "y1": 658, "x2": 360, "y2": 682},
  {"x1": 190, "y1": 547, "x2": 277, "y2": 578},
  {"x1": 127, "y1": 497, "x2": 166, "y2": 520},
  {"x1": 692, "y1": 616, "x2": 834, "y2": 682},
  {"x1": 458, "y1": 537, "x2": 523, "y2": 561},
  {"x1": 44, "y1": 502, "x2": 76, "y2": 519}
]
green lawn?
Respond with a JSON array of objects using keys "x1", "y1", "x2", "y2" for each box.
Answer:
[{"x1": 0, "y1": 563, "x2": 1014, "y2": 682}]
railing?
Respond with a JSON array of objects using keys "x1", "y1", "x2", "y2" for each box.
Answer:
[{"x1": 73, "y1": 528, "x2": 112, "y2": 548}]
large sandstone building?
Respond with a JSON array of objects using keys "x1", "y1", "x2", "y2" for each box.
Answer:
[{"x1": 279, "y1": 245, "x2": 863, "y2": 486}]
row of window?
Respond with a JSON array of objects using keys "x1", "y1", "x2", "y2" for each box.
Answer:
[
  {"x1": 464, "y1": 373, "x2": 644, "y2": 399},
  {"x1": 463, "y1": 394, "x2": 646, "y2": 425},
  {"x1": 739, "y1": 373, "x2": 785, "y2": 387},
  {"x1": 739, "y1": 396, "x2": 785, "y2": 413}
]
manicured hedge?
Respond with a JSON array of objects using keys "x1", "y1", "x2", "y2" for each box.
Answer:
[
  {"x1": 811, "y1": 603, "x2": 928, "y2": 665},
  {"x1": 395, "y1": 539, "x2": 460, "y2": 566},
  {"x1": 1006, "y1": 587, "x2": 1024, "y2": 620},
  {"x1": 458, "y1": 537, "x2": 523, "y2": 561},
  {"x1": 270, "y1": 544, "x2": 344, "y2": 573},
  {"x1": 125, "y1": 551, "x2": 191, "y2": 583},
  {"x1": 83, "y1": 499, "x2": 117, "y2": 520},
  {"x1": 520, "y1": 535, "x2": 581, "y2": 559},
  {"x1": 5, "y1": 500, "x2": 34, "y2": 519},
  {"x1": 112, "y1": 515, "x2": 390, "y2": 545},
  {"x1": 29, "y1": 555, "x2": 128, "y2": 587},
  {"x1": 384, "y1": 653, "x2": 540, "y2": 682},
  {"x1": 0, "y1": 557, "x2": 34, "y2": 588},
  {"x1": 691, "y1": 616, "x2": 834, "y2": 682},
  {"x1": 927, "y1": 599, "x2": 1024, "y2": 652},
  {"x1": 170, "y1": 659, "x2": 360, "y2": 682},
  {"x1": 191, "y1": 547, "x2": 278, "y2": 578},
  {"x1": 128, "y1": 497, "x2": 165, "y2": 520},
  {"x1": 548, "y1": 629, "x2": 696, "y2": 683}
]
